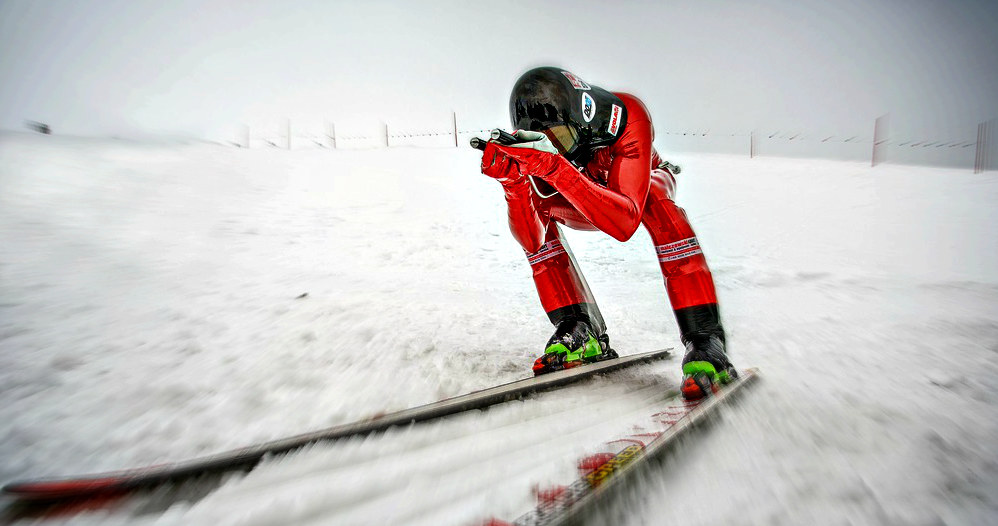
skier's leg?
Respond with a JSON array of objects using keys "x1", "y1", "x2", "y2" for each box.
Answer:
[
  {"x1": 502, "y1": 176, "x2": 548, "y2": 255},
  {"x1": 642, "y1": 169, "x2": 719, "y2": 310},
  {"x1": 526, "y1": 223, "x2": 605, "y2": 333},
  {"x1": 504, "y1": 179, "x2": 613, "y2": 373},
  {"x1": 641, "y1": 168, "x2": 735, "y2": 397},
  {"x1": 525, "y1": 223, "x2": 615, "y2": 374}
]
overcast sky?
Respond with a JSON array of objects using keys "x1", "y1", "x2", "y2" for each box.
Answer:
[{"x1": 1, "y1": 0, "x2": 995, "y2": 141}]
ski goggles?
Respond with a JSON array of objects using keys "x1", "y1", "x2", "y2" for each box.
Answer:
[{"x1": 538, "y1": 123, "x2": 579, "y2": 157}]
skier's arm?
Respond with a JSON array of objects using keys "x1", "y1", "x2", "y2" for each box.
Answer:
[
  {"x1": 555, "y1": 118, "x2": 653, "y2": 241},
  {"x1": 490, "y1": 124, "x2": 652, "y2": 242}
]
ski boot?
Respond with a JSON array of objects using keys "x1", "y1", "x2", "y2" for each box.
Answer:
[
  {"x1": 680, "y1": 333, "x2": 738, "y2": 400},
  {"x1": 533, "y1": 316, "x2": 617, "y2": 375},
  {"x1": 675, "y1": 304, "x2": 738, "y2": 400}
]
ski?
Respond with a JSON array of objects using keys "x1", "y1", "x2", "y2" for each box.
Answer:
[
  {"x1": 2, "y1": 348, "x2": 671, "y2": 505},
  {"x1": 487, "y1": 367, "x2": 759, "y2": 526}
]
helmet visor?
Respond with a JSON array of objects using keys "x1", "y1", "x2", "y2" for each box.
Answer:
[{"x1": 540, "y1": 124, "x2": 579, "y2": 156}]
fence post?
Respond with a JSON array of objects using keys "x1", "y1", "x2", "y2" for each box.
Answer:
[
  {"x1": 872, "y1": 113, "x2": 890, "y2": 167},
  {"x1": 453, "y1": 111, "x2": 459, "y2": 147},
  {"x1": 326, "y1": 121, "x2": 337, "y2": 149},
  {"x1": 749, "y1": 131, "x2": 754, "y2": 158},
  {"x1": 384, "y1": 123, "x2": 390, "y2": 148}
]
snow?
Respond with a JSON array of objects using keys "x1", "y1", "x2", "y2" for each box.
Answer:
[{"x1": 1, "y1": 132, "x2": 996, "y2": 525}]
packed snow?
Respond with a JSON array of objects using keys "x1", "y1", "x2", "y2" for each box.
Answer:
[{"x1": 1, "y1": 132, "x2": 996, "y2": 525}]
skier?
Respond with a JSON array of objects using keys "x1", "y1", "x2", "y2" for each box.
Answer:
[{"x1": 479, "y1": 67, "x2": 736, "y2": 399}]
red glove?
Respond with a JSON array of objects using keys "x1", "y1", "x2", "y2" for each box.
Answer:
[{"x1": 480, "y1": 142, "x2": 524, "y2": 184}]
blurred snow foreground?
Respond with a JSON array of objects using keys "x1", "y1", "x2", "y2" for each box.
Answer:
[{"x1": 0, "y1": 131, "x2": 996, "y2": 525}]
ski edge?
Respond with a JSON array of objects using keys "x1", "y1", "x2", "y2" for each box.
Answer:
[{"x1": 3, "y1": 348, "x2": 673, "y2": 501}]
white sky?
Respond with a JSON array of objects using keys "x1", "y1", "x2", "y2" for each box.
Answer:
[{"x1": 1, "y1": 0, "x2": 996, "y2": 140}]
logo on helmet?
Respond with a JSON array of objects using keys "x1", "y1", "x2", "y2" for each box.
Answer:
[
  {"x1": 608, "y1": 104, "x2": 622, "y2": 136},
  {"x1": 561, "y1": 71, "x2": 590, "y2": 90},
  {"x1": 581, "y1": 93, "x2": 596, "y2": 123}
]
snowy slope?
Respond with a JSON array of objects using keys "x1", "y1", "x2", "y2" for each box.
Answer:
[{"x1": 0, "y1": 132, "x2": 996, "y2": 525}]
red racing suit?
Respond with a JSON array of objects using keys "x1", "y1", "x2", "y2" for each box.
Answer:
[{"x1": 481, "y1": 93, "x2": 719, "y2": 331}]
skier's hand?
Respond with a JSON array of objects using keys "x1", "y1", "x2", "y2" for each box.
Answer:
[
  {"x1": 481, "y1": 141, "x2": 523, "y2": 183},
  {"x1": 504, "y1": 130, "x2": 560, "y2": 155},
  {"x1": 490, "y1": 137, "x2": 566, "y2": 182}
]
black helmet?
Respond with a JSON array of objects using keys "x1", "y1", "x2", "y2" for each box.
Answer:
[{"x1": 509, "y1": 67, "x2": 628, "y2": 165}]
